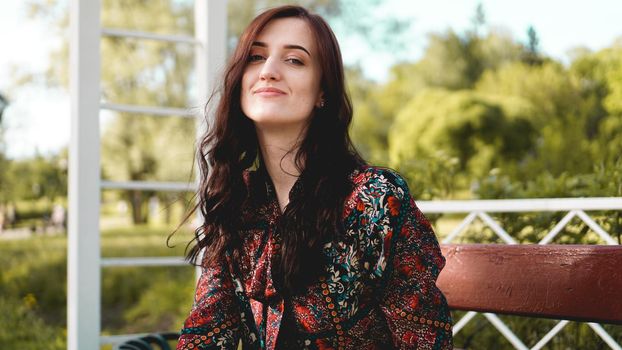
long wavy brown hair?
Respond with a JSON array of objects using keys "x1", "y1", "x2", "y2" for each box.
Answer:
[{"x1": 177, "y1": 5, "x2": 365, "y2": 295}]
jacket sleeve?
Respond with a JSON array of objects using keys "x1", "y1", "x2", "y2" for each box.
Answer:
[
  {"x1": 177, "y1": 254, "x2": 242, "y2": 350},
  {"x1": 373, "y1": 172, "x2": 453, "y2": 350}
]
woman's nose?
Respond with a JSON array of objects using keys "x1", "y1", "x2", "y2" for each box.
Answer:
[{"x1": 259, "y1": 58, "x2": 281, "y2": 81}]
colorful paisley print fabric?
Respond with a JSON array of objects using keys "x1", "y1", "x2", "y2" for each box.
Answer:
[{"x1": 177, "y1": 165, "x2": 453, "y2": 350}]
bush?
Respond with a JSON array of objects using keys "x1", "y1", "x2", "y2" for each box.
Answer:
[{"x1": 0, "y1": 295, "x2": 65, "y2": 350}]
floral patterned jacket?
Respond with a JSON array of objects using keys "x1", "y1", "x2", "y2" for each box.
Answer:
[{"x1": 177, "y1": 165, "x2": 453, "y2": 350}]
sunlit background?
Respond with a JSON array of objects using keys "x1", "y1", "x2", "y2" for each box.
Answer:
[
  {"x1": 2, "y1": 0, "x2": 622, "y2": 159},
  {"x1": 1, "y1": 1, "x2": 621, "y2": 349}
]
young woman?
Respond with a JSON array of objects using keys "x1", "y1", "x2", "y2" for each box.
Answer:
[{"x1": 176, "y1": 5, "x2": 453, "y2": 349}]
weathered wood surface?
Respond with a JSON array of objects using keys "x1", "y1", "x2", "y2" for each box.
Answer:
[{"x1": 437, "y1": 244, "x2": 622, "y2": 325}]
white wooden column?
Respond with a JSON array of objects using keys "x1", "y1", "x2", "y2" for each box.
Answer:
[
  {"x1": 195, "y1": 1, "x2": 227, "y2": 99},
  {"x1": 193, "y1": 0, "x2": 228, "y2": 280},
  {"x1": 68, "y1": 0, "x2": 101, "y2": 349},
  {"x1": 194, "y1": 0, "x2": 227, "y2": 138}
]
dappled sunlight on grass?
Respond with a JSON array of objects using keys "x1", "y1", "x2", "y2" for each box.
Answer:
[
  {"x1": 101, "y1": 224, "x2": 195, "y2": 258},
  {"x1": 0, "y1": 224, "x2": 199, "y2": 349}
]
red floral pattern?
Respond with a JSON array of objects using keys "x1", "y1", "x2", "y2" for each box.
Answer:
[{"x1": 177, "y1": 166, "x2": 453, "y2": 349}]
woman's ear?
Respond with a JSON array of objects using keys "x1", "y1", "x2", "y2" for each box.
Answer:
[{"x1": 316, "y1": 91, "x2": 325, "y2": 108}]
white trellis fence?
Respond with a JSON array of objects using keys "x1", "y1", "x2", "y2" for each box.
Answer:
[
  {"x1": 68, "y1": 0, "x2": 226, "y2": 349},
  {"x1": 419, "y1": 197, "x2": 622, "y2": 350}
]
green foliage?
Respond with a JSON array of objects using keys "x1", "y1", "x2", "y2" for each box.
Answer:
[
  {"x1": 350, "y1": 20, "x2": 532, "y2": 178},
  {"x1": 476, "y1": 61, "x2": 581, "y2": 123},
  {"x1": 119, "y1": 268, "x2": 195, "y2": 333},
  {"x1": 0, "y1": 226, "x2": 196, "y2": 349},
  {"x1": 570, "y1": 43, "x2": 622, "y2": 117},
  {"x1": 604, "y1": 59, "x2": 622, "y2": 115},
  {"x1": 0, "y1": 296, "x2": 65, "y2": 350},
  {"x1": 570, "y1": 44, "x2": 622, "y2": 165},
  {"x1": 347, "y1": 66, "x2": 390, "y2": 165},
  {"x1": 0, "y1": 153, "x2": 67, "y2": 230},
  {"x1": 0, "y1": 236, "x2": 68, "y2": 350},
  {"x1": 388, "y1": 89, "x2": 536, "y2": 182},
  {"x1": 416, "y1": 31, "x2": 483, "y2": 90},
  {"x1": 98, "y1": 1, "x2": 197, "y2": 224},
  {"x1": 526, "y1": 26, "x2": 539, "y2": 54},
  {"x1": 470, "y1": 161, "x2": 622, "y2": 245},
  {"x1": 0, "y1": 153, "x2": 9, "y2": 202},
  {"x1": 477, "y1": 30, "x2": 528, "y2": 70},
  {"x1": 102, "y1": 266, "x2": 195, "y2": 333},
  {"x1": 523, "y1": 25, "x2": 543, "y2": 65},
  {"x1": 0, "y1": 152, "x2": 67, "y2": 203},
  {"x1": 377, "y1": 30, "x2": 622, "y2": 199},
  {"x1": 0, "y1": 93, "x2": 8, "y2": 201},
  {"x1": 408, "y1": 28, "x2": 527, "y2": 91},
  {"x1": 452, "y1": 311, "x2": 622, "y2": 349},
  {"x1": 394, "y1": 151, "x2": 461, "y2": 200}
]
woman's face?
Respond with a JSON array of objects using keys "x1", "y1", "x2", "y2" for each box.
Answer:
[{"x1": 241, "y1": 17, "x2": 323, "y2": 131}]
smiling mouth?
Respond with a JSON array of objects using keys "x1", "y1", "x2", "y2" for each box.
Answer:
[
  {"x1": 254, "y1": 87, "x2": 286, "y2": 97},
  {"x1": 255, "y1": 91, "x2": 285, "y2": 97}
]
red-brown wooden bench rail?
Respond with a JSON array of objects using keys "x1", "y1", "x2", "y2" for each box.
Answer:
[{"x1": 438, "y1": 244, "x2": 622, "y2": 325}]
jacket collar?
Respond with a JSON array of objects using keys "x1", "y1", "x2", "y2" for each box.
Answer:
[{"x1": 255, "y1": 161, "x2": 304, "y2": 205}]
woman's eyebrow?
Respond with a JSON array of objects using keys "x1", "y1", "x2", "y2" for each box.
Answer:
[{"x1": 251, "y1": 41, "x2": 311, "y2": 57}]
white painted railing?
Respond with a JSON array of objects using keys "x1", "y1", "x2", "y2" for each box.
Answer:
[
  {"x1": 101, "y1": 28, "x2": 201, "y2": 45},
  {"x1": 69, "y1": 1, "x2": 227, "y2": 349},
  {"x1": 418, "y1": 197, "x2": 622, "y2": 350},
  {"x1": 419, "y1": 197, "x2": 622, "y2": 213},
  {"x1": 100, "y1": 102, "x2": 198, "y2": 117}
]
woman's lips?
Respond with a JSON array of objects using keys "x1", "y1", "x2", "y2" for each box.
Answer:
[{"x1": 254, "y1": 87, "x2": 286, "y2": 97}]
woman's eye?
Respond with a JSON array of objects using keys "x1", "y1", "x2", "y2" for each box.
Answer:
[
  {"x1": 286, "y1": 58, "x2": 304, "y2": 65},
  {"x1": 248, "y1": 54, "x2": 265, "y2": 62}
]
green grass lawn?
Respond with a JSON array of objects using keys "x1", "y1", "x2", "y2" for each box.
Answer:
[{"x1": 0, "y1": 225, "x2": 196, "y2": 350}]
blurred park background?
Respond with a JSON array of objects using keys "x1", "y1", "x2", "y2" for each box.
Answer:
[{"x1": 0, "y1": 0, "x2": 621, "y2": 349}]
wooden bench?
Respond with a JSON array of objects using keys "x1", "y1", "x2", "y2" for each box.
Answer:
[
  {"x1": 117, "y1": 244, "x2": 622, "y2": 349},
  {"x1": 437, "y1": 244, "x2": 622, "y2": 325}
]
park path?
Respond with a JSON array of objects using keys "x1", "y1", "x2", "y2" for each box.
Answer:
[{"x1": 0, "y1": 227, "x2": 64, "y2": 240}]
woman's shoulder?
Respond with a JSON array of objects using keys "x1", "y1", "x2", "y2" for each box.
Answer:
[
  {"x1": 350, "y1": 164, "x2": 411, "y2": 198},
  {"x1": 343, "y1": 165, "x2": 413, "y2": 221}
]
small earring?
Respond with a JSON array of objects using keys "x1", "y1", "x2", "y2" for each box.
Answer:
[{"x1": 318, "y1": 98, "x2": 325, "y2": 108}]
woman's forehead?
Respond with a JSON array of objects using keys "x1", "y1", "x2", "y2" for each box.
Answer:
[{"x1": 254, "y1": 17, "x2": 316, "y2": 52}]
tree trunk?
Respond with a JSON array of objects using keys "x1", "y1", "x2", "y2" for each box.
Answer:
[{"x1": 129, "y1": 190, "x2": 146, "y2": 224}]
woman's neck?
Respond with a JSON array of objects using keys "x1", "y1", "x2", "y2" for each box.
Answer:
[{"x1": 255, "y1": 124, "x2": 305, "y2": 212}]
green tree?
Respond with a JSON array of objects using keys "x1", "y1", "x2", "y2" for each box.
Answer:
[
  {"x1": 604, "y1": 55, "x2": 622, "y2": 116},
  {"x1": 569, "y1": 43, "x2": 622, "y2": 166},
  {"x1": 377, "y1": 28, "x2": 525, "y2": 94},
  {"x1": 4, "y1": 153, "x2": 67, "y2": 203},
  {"x1": 476, "y1": 61, "x2": 597, "y2": 177},
  {"x1": 28, "y1": 0, "x2": 199, "y2": 223},
  {"x1": 522, "y1": 25, "x2": 543, "y2": 65},
  {"x1": 349, "y1": 23, "x2": 527, "y2": 168},
  {"x1": 100, "y1": 0, "x2": 199, "y2": 224},
  {"x1": 388, "y1": 89, "x2": 535, "y2": 182},
  {"x1": 404, "y1": 4, "x2": 525, "y2": 91},
  {"x1": 0, "y1": 93, "x2": 10, "y2": 204},
  {"x1": 415, "y1": 30, "x2": 484, "y2": 90},
  {"x1": 470, "y1": 3, "x2": 486, "y2": 36}
]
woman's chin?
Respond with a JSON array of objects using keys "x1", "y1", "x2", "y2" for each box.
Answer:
[{"x1": 247, "y1": 113, "x2": 308, "y2": 127}]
